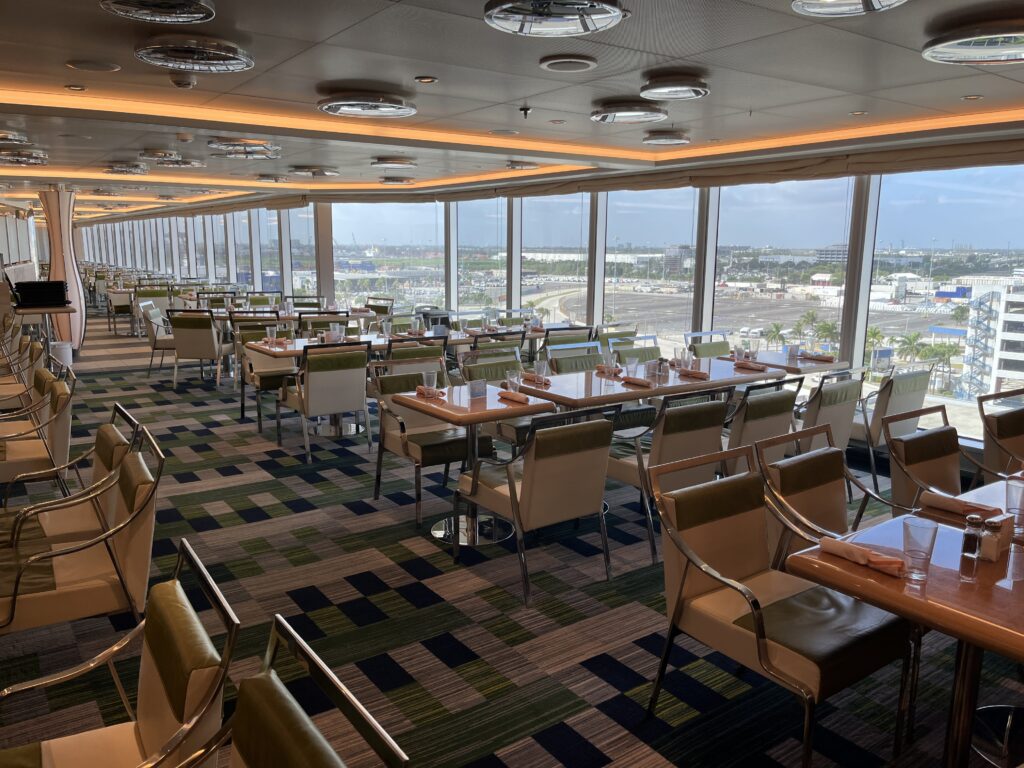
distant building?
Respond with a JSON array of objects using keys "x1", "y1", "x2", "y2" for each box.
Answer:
[
  {"x1": 814, "y1": 244, "x2": 848, "y2": 263},
  {"x1": 758, "y1": 254, "x2": 815, "y2": 265}
]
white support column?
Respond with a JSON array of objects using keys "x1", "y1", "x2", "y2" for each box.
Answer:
[
  {"x1": 226, "y1": 214, "x2": 237, "y2": 283},
  {"x1": 203, "y1": 216, "x2": 216, "y2": 281},
  {"x1": 249, "y1": 209, "x2": 263, "y2": 291},
  {"x1": 169, "y1": 219, "x2": 181, "y2": 280},
  {"x1": 692, "y1": 187, "x2": 720, "y2": 332},
  {"x1": 155, "y1": 220, "x2": 167, "y2": 275},
  {"x1": 506, "y1": 197, "x2": 522, "y2": 310},
  {"x1": 313, "y1": 203, "x2": 333, "y2": 301},
  {"x1": 186, "y1": 217, "x2": 197, "y2": 278},
  {"x1": 586, "y1": 192, "x2": 607, "y2": 326},
  {"x1": 840, "y1": 175, "x2": 882, "y2": 369},
  {"x1": 445, "y1": 201, "x2": 458, "y2": 310},
  {"x1": 279, "y1": 209, "x2": 293, "y2": 297},
  {"x1": 38, "y1": 189, "x2": 86, "y2": 351}
]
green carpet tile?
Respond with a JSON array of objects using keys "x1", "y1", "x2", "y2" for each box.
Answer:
[{"x1": 0, "y1": 348, "x2": 1016, "y2": 766}]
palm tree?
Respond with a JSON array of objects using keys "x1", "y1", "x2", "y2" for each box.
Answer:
[
  {"x1": 765, "y1": 322, "x2": 786, "y2": 350},
  {"x1": 865, "y1": 326, "x2": 884, "y2": 370},
  {"x1": 792, "y1": 319, "x2": 806, "y2": 342},
  {"x1": 814, "y1": 321, "x2": 839, "y2": 345},
  {"x1": 799, "y1": 309, "x2": 819, "y2": 329},
  {"x1": 897, "y1": 332, "x2": 925, "y2": 363},
  {"x1": 951, "y1": 305, "x2": 970, "y2": 325}
]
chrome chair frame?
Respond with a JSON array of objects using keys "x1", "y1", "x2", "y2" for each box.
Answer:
[{"x1": 978, "y1": 386, "x2": 1024, "y2": 475}]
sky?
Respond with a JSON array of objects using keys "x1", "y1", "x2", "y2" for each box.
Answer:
[{"x1": 328, "y1": 165, "x2": 1024, "y2": 251}]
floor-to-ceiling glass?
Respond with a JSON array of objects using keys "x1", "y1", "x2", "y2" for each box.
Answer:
[
  {"x1": 233, "y1": 211, "x2": 253, "y2": 288},
  {"x1": 257, "y1": 209, "x2": 282, "y2": 292},
  {"x1": 457, "y1": 198, "x2": 507, "y2": 312},
  {"x1": 521, "y1": 193, "x2": 589, "y2": 324},
  {"x1": 210, "y1": 214, "x2": 228, "y2": 281},
  {"x1": 288, "y1": 205, "x2": 316, "y2": 296}
]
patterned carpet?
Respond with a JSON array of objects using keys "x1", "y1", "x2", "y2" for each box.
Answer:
[{"x1": 0, "y1": 321, "x2": 1016, "y2": 766}]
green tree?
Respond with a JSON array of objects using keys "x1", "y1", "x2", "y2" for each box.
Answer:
[
  {"x1": 951, "y1": 305, "x2": 970, "y2": 325},
  {"x1": 814, "y1": 321, "x2": 839, "y2": 345},
  {"x1": 799, "y1": 309, "x2": 819, "y2": 329},
  {"x1": 897, "y1": 332, "x2": 926, "y2": 363},
  {"x1": 765, "y1": 322, "x2": 786, "y2": 350}
]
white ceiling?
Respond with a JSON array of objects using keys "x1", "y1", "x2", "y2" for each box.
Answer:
[{"x1": 1, "y1": 0, "x2": 1023, "y2": 213}]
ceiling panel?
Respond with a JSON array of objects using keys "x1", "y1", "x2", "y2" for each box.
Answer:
[{"x1": 870, "y1": 73, "x2": 1024, "y2": 112}]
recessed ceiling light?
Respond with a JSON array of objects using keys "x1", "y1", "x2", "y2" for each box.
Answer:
[
  {"x1": 289, "y1": 165, "x2": 340, "y2": 177},
  {"x1": 105, "y1": 162, "x2": 148, "y2": 175},
  {"x1": 791, "y1": 0, "x2": 909, "y2": 17},
  {"x1": 484, "y1": 0, "x2": 626, "y2": 37},
  {"x1": 65, "y1": 59, "x2": 122, "y2": 72},
  {"x1": 507, "y1": 160, "x2": 539, "y2": 170},
  {"x1": 371, "y1": 157, "x2": 418, "y2": 169},
  {"x1": 157, "y1": 194, "x2": 179, "y2": 200},
  {"x1": 58, "y1": 133, "x2": 92, "y2": 140},
  {"x1": 539, "y1": 54, "x2": 598, "y2": 73},
  {"x1": 100, "y1": 0, "x2": 216, "y2": 23},
  {"x1": 64, "y1": 84, "x2": 87, "y2": 92},
  {"x1": 591, "y1": 102, "x2": 668, "y2": 124},
  {"x1": 211, "y1": 148, "x2": 279, "y2": 159},
  {"x1": 414, "y1": 75, "x2": 439, "y2": 84},
  {"x1": 135, "y1": 36, "x2": 254, "y2": 72},
  {"x1": 207, "y1": 137, "x2": 278, "y2": 152},
  {"x1": 138, "y1": 148, "x2": 181, "y2": 161},
  {"x1": 640, "y1": 75, "x2": 710, "y2": 101},
  {"x1": 643, "y1": 130, "x2": 690, "y2": 145},
  {"x1": 158, "y1": 157, "x2": 206, "y2": 168},
  {"x1": 0, "y1": 150, "x2": 47, "y2": 166},
  {"x1": 0, "y1": 130, "x2": 30, "y2": 145},
  {"x1": 380, "y1": 176, "x2": 414, "y2": 185},
  {"x1": 317, "y1": 93, "x2": 417, "y2": 118},
  {"x1": 548, "y1": 119, "x2": 567, "y2": 125},
  {"x1": 849, "y1": 110, "x2": 869, "y2": 116},
  {"x1": 961, "y1": 94, "x2": 985, "y2": 101},
  {"x1": 923, "y1": 22, "x2": 1024, "y2": 65},
  {"x1": 256, "y1": 174, "x2": 289, "y2": 183},
  {"x1": 489, "y1": 128, "x2": 520, "y2": 136}
]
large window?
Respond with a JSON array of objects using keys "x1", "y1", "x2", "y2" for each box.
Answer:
[
  {"x1": 210, "y1": 215, "x2": 228, "y2": 281},
  {"x1": 288, "y1": 205, "x2": 316, "y2": 296},
  {"x1": 174, "y1": 217, "x2": 188, "y2": 277},
  {"x1": 457, "y1": 198, "x2": 506, "y2": 311},
  {"x1": 867, "y1": 166, "x2": 1024, "y2": 438},
  {"x1": 160, "y1": 219, "x2": 173, "y2": 275},
  {"x1": 233, "y1": 211, "x2": 253, "y2": 287},
  {"x1": 193, "y1": 218, "x2": 208, "y2": 279},
  {"x1": 522, "y1": 193, "x2": 589, "y2": 324},
  {"x1": 605, "y1": 188, "x2": 698, "y2": 347},
  {"x1": 258, "y1": 209, "x2": 282, "y2": 292},
  {"x1": 330, "y1": 202, "x2": 444, "y2": 308},
  {"x1": 714, "y1": 178, "x2": 855, "y2": 355}
]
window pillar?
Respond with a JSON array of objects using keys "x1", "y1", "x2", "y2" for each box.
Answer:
[
  {"x1": 314, "y1": 203, "x2": 333, "y2": 301},
  {"x1": 249, "y1": 210, "x2": 263, "y2": 291},
  {"x1": 506, "y1": 197, "x2": 521, "y2": 310},
  {"x1": 279, "y1": 209, "x2": 293, "y2": 296},
  {"x1": 692, "y1": 187, "x2": 720, "y2": 332},
  {"x1": 445, "y1": 201, "x2": 458, "y2": 310},
  {"x1": 840, "y1": 174, "x2": 882, "y2": 369},
  {"x1": 587, "y1": 192, "x2": 607, "y2": 326}
]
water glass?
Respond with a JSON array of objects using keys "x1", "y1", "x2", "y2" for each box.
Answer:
[
  {"x1": 625, "y1": 357, "x2": 640, "y2": 377},
  {"x1": 535, "y1": 359, "x2": 548, "y2": 378},
  {"x1": 733, "y1": 344, "x2": 744, "y2": 360},
  {"x1": 468, "y1": 378, "x2": 487, "y2": 399},
  {"x1": 1007, "y1": 474, "x2": 1024, "y2": 535},
  {"x1": 412, "y1": 316, "x2": 423, "y2": 333},
  {"x1": 506, "y1": 370, "x2": 521, "y2": 392},
  {"x1": 422, "y1": 371, "x2": 438, "y2": 391},
  {"x1": 330, "y1": 322, "x2": 342, "y2": 339},
  {"x1": 673, "y1": 346, "x2": 682, "y2": 363},
  {"x1": 602, "y1": 350, "x2": 616, "y2": 369},
  {"x1": 903, "y1": 516, "x2": 938, "y2": 582},
  {"x1": 382, "y1": 320, "x2": 392, "y2": 337},
  {"x1": 267, "y1": 326, "x2": 278, "y2": 341}
]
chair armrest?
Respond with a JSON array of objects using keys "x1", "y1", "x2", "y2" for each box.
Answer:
[
  {"x1": 958, "y1": 447, "x2": 1009, "y2": 480},
  {"x1": 844, "y1": 470, "x2": 918, "y2": 514}
]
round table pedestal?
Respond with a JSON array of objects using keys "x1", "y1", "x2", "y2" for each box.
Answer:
[
  {"x1": 974, "y1": 705, "x2": 1024, "y2": 767},
  {"x1": 431, "y1": 514, "x2": 514, "y2": 547}
]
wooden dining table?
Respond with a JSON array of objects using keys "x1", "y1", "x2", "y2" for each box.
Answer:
[
  {"x1": 517, "y1": 356, "x2": 784, "y2": 408},
  {"x1": 788, "y1": 516, "x2": 1024, "y2": 767},
  {"x1": 392, "y1": 384, "x2": 555, "y2": 549},
  {"x1": 716, "y1": 350, "x2": 849, "y2": 375}
]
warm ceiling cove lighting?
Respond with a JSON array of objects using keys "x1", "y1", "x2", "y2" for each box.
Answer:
[
  {"x1": 317, "y1": 93, "x2": 417, "y2": 118},
  {"x1": 100, "y1": 0, "x2": 216, "y2": 23},
  {"x1": 65, "y1": 59, "x2": 121, "y2": 72},
  {"x1": 104, "y1": 162, "x2": 148, "y2": 175},
  {"x1": 640, "y1": 75, "x2": 710, "y2": 101},
  {"x1": 484, "y1": 1, "x2": 625, "y2": 37},
  {"x1": 923, "y1": 22, "x2": 1024, "y2": 65},
  {"x1": 289, "y1": 165, "x2": 339, "y2": 177},
  {"x1": 791, "y1": 0, "x2": 909, "y2": 17},
  {"x1": 158, "y1": 157, "x2": 206, "y2": 167},
  {"x1": 591, "y1": 101, "x2": 667, "y2": 124},
  {"x1": 135, "y1": 36, "x2": 254, "y2": 72},
  {"x1": 379, "y1": 176, "x2": 414, "y2": 185},
  {"x1": 642, "y1": 130, "x2": 690, "y2": 145},
  {"x1": 138, "y1": 148, "x2": 181, "y2": 161},
  {"x1": 371, "y1": 157, "x2": 417, "y2": 169},
  {"x1": 0, "y1": 150, "x2": 48, "y2": 166},
  {"x1": 539, "y1": 54, "x2": 598, "y2": 72},
  {"x1": 0, "y1": 131, "x2": 30, "y2": 145}
]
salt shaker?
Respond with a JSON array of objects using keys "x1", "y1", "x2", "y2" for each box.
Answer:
[{"x1": 980, "y1": 518, "x2": 1002, "y2": 562}]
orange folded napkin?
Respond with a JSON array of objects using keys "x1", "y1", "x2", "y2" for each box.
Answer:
[
  {"x1": 497, "y1": 390, "x2": 529, "y2": 404},
  {"x1": 799, "y1": 352, "x2": 836, "y2": 363},
  {"x1": 466, "y1": 328, "x2": 484, "y2": 336},
  {"x1": 415, "y1": 386, "x2": 445, "y2": 399},
  {"x1": 820, "y1": 536, "x2": 906, "y2": 577},
  {"x1": 622, "y1": 376, "x2": 655, "y2": 388},
  {"x1": 919, "y1": 491, "x2": 1000, "y2": 519},
  {"x1": 260, "y1": 337, "x2": 290, "y2": 348},
  {"x1": 521, "y1": 372, "x2": 551, "y2": 385},
  {"x1": 595, "y1": 364, "x2": 623, "y2": 375},
  {"x1": 677, "y1": 368, "x2": 710, "y2": 380},
  {"x1": 407, "y1": 328, "x2": 426, "y2": 336},
  {"x1": 734, "y1": 361, "x2": 768, "y2": 372}
]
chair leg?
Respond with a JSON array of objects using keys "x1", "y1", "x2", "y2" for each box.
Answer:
[
  {"x1": 363, "y1": 409, "x2": 372, "y2": 454},
  {"x1": 255, "y1": 392, "x2": 264, "y2": 433},
  {"x1": 801, "y1": 697, "x2": 816, "y2": 768},
  {"x1": 597, "y1": 501, "x2": 612, "y2": 581},
  {"x1": 846, "y1": 476, "x2": 854, "y2": 503},
  {"x1": 159, "y1": 351, "x2": 165, "y2": 371},
  {"x1": 215, "y1": 358, "x2": 222, "y2": 387},
  {"x1": 172, "y1": 358, "x2": 179, "y2": 388},
  {"x1": 867, "y1": 444, "x2": 880, "y2": 493},
  {"x1": 852, "y1": 494, "x2": 870, "y2": 531},
  {"x1": 147, "y1": 348, "x2": 155, "y2": 376},
  {"x1": 640, "y1": 486, "x2": 658, "y2": 566},
  {"x1": 240, "y1": 377, "x2": 246, "y2": 421},
  {"x1": 276, "y1": 399, "x2": 282, "y2": 446},
  {"x1": 514, "y1": 527, "x2": 531, "y2": 606},
  {"x1": 373, "y1": 440, "x2": 384, "y2": 499},
  {"x1": 646, "y1": 621, "x2": 682, "y2": 716},
  {"x1": 301, "y1": 417, "x2": 311, "y2": 462},
  {"x1": 894, "y1": 626, "x2": 922, "y2": 756},
  {"x1": 414, "y1": 463, "x2": 422, "y2": 526},
  {"x1": 442, "y1": 461, "x2": 451, "y2": 488}
]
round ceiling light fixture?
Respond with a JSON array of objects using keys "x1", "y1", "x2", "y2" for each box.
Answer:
[
  {"x1": 135, "y1": 35, "x2": 254, "y2": 72},
  {"x1": 923, "y1": 22, "x2": 1024, "y2": 65},
  {"x1": 379, "y1": 176, "x2": 415, "y2": 185},
  {"x1": 138, "y1": 148, "x2": 181, "y2": 161},
  {"x1": 489, "y1": 128, "x2": 520, "y2": 136},
  {"x1": 207, "y1": 137, "x2": 278, "y2": 152},
  {"x1": 590, "y1": 101, "x2": 667, "y2": 124},
  {"x1": 642, "y1": 130, "x2": 690, "y2": 145},
  {"x1": 289, "y1": 165, "x2": 340, "y2": 177},
  {"x1": 507, "y1": 160, "x2": 539, "y2": 170},
  {"x1": 256, "y1": 174, "x2": 289, "y2": 183},
  {"x1": 791, "y1": 0, "x2": 909, "y2": 17},
  {"x1": 64, "y1": 84, "x2": 88, "y2": 92},
  {"x1": 414, "y1": 75, "x2": 439, "y2": 84},
  {"x1": 316, "y1": 93, "x2": 417, "y2": 118},
  {"x1": 105, "y1": 162, "x2": 148, "y2": 175},
  {"x1": 65, "y1": 59, "x2": 122, "y2": 72},
  {"x1": 156, "y1": 194, "x2": 179, "y2": 200},
  {"x1": 0, "y1": 149, "x2": 48, "y2": 166},
  {"x1": 100, "y1": 0, "x2": 216, "y2": 23},
  {"x1": 370, "y1": 157, "x2": 418, "y2": 169},
  {"x1": 640, "y1": 75, "x2": 710, "y2": 101},
  {"x1": 0, "y1": 130, "x2": 30, "y2": 145},
  {"x1": 539, "y1": 54, "x2": 598, "y2": 72},
  {"x1": 484, "y1": 0, "x2": 626, "y2": 37},
  {"x1": 158, "y1": 157, "x2": 207, "y2": 168}
]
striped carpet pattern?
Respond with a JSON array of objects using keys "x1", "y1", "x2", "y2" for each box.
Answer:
[{"x1": 0, "y1": 321, "x2": 1015, "y2": 766}]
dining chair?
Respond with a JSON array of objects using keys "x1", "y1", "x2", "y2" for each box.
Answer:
[
  {"x1": 725, "y1": 377, "x2": 804, "y2": 471},
  {"x1": 238, "y1": 328, "x2": 296, "y2": 432},
  {"x1": 299, "y1": 310, "x2": 349, "y2": 336},
  {"x1": 0, "y1": 376, "x2": 75, "y2": 488},
  {"x1": 610, "y1": 335, "x2": 662, "y2": 364},
  {"x1": 0, "y1": 539, "x2": 239, "y2": 768},
  {"x1": 143, "y1": 306, "x2": 175, "y2": 376},
  {"x1": 978, "y1": 386, "x2": 1024, "y2": 480},
  {"x1": 462, "y1": 357, "x2": 531, "y2": 448},
  {"x1": 852, "y1": 367, "x2": 933, "y2": 491},
  {"x1": 594, "y1": 324, "x2": 638, "y2": 352},
  {"x1": 276, "y1": 342, "x2": 373, "y2": 460},
  {"x1": 287, "y1": 295, "x2": 324, "y2": 310},
  {"x1": 462, "y1": 329, "x2": 525, "y2": 367},
  {"x1": 245, "y1": 291, "x2": 281, "y2": 307},
  {"x1": 373, "y1": 369, "x2": 492, "y2": 526},
  {"x1": 548, "y1": 350, "x2": 604, "y2": 374},
  {"x1": 607, "y1": 388, "x2": 734, "y2": 564},
  {"x1": 647, "y1": 446, "x2": 920, "y2": 766},
  {"x1": 539, "y1": 326, "x2": 593, "y2": 359},
  {"x1": 366, "y1": 296, "x2": 395, "y2": 316},
  {"x1": 0, "y1": 366, "x2": 58, "y2": 438},
  {"x1": 168, "y1": 310, "x2": 234, "y2": 387},
  {"x1": 456, "y1": 407, "x2": 618, "y2": 604},
  {"x1": 794, "y1": 370, "x2": 864, "y2": 498},
  {"x1": 107, "y1": 290, "x2": 134, "y2": 335},
  {"x1": 685, "y1": 330, "x2": 731, "y2": 358},
  {"x1": 179, "y1": 614, "x2": 409, "y2": 768}
]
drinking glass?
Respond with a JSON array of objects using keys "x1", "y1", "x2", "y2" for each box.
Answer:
[
  {"x1": 673, "y1": 346, "x2": 682, "y2": 363},
  {"x1": 412, "y1": 316, "x2": 423, "y2": 333},
  {"x1": 626, "y1": 357, "x2": 640, "y2": 377},
  {"x1": 534, "y1": 359, "x2": 549, "y2": 378},
  {"x1": 267, "y1": 326, "x2": 277, "y2": 341},
  {"x1": 330, "y1": 322, "x2": 342, "y2": 339},
  {"x1": 1007, "y1": 474, "x2": 1024, "y2": 536},
  {"x1": 422, "y1": 371, "x2": 438, "y2": 391},
  {"x1": 382, "y1": 320, "x2": 392, "y2": 337},
  {"x1": 506, "y1": 370, "x2": 521, "y2": 392},
  {"x1": 903, "y1": 516, "x2": 938, "y2": 582},
  {"x1": 750, "y1": 339, "x2": 761, "y2": 360}
]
